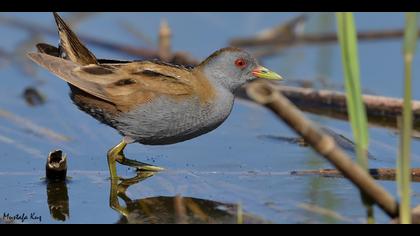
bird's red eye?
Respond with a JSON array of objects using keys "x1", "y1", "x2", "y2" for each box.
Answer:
[{"x1": 234, "y1": 58, "x2": 247, "y2": 68}]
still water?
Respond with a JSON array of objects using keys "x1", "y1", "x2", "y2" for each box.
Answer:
[{"x1": 0, "y1": 12, "x2": 419, "y2": 223}]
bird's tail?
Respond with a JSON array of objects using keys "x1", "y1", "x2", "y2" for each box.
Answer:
[{"x1": 52, "y1": 12, "x2": 98, "y2": 66}]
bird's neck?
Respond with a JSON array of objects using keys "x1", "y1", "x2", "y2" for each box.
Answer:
[{"x1": 197, "y1": 65, "x2": 243, "y2": 94}]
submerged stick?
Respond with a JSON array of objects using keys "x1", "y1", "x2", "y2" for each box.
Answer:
[
  {"x1": 0, "y1": 108, "x2": 70, "y2": 142},
  {"x1": 237, "y1": 83, "x2": 420, "y2": 133},
  {"x1": 278, "y1": 85, "x2": 420, "y2": 120},
  {"x1": 245, "y1": 81, "x2": 399, "y2": 218},
  {"x1": 241, "y1": 84, "x2": 420, "y2": 120},
  {"x1": 292, "y1": 168, "x2": 420, "y2": 182}
]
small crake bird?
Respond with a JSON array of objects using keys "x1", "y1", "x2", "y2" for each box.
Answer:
[{"x1": 28, "y1": 13, "x2": 283, "y2": 179}]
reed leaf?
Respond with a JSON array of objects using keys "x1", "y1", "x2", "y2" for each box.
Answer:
[
  {"x1": 398, "y1": 12, "x2": 418, "y2": 224},
  {"x1": 336, "y1": 12, "x2": 373, "y2": 223}
]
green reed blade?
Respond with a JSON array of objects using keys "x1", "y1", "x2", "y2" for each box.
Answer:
[
  {"x1": 398, "y1": 12, "x2": 418, "y2": 224},
  {"x1": 336, "y1": 12, "x2": 373, "y2": 223}
]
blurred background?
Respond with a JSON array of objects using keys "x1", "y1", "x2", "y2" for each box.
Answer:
[{"x1": 0, "y1": 12, "x2": 419, "y2": 224}]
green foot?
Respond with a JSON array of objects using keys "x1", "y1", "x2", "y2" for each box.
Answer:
[
  {"x1": 107, "y1": 139, "x2": 164, "y2": 180},
  {"x1": 120, "y1": 158, "x2": 164, "y2": 172}
]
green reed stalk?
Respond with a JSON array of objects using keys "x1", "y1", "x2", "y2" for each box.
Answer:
[
  {"x1": 237, "y1": 202, "x2": 243, "y2": 224},
  {"x1": 398, "y1": 12, "x2": 418, "y2": 224},
  {"x1": 336, "y1": 12, "x2": 373, "y2": 223}
]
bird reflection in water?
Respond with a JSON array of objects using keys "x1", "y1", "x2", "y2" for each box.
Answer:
[
  {"x1": 46, "y1": 170, "x2": 268, "y2": 223},
  {"x1": 110, "y1": 171, "x2": 268, "y2": 224}
]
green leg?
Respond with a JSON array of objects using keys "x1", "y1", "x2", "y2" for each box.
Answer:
[
  {"x1": 107, "y1": 139, "x2": 164, "y2": 179},
  {"x1": 107, "y1": 140, "x2": 126, "y2": 180}
]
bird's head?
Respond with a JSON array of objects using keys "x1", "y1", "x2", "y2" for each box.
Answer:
[{"x1": 198, "y1": 47, "x2": 283, "y2": 92}]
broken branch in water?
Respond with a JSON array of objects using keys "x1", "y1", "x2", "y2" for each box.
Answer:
[
  {"x1": 231, "y1": 27, "x2": 420, "y2": 53},
  {"x1": 291, "y1": 168, "x2": 420, "y2": 182},
  {"x1": 237, "y1": 82, "x2": 420, "y2": 135},
  {"x1": 0, "y1": 15, "x2": 199, "y2": 66},
  {"x1": 245, "y1": 81, "x2": 399, "y2": 218}
]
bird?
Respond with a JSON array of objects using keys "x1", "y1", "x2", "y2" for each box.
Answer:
[{"x1": 27, "y1": 12, "x2": 283, "y2": 180}]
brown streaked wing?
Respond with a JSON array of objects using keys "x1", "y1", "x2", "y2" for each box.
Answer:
[
  {"x1": 89, "y1": 61, "x2": 216, "y2": 107},
  {"x1": 28, "y1": 52, "x2": 205, "y2": 112},
  {"x1": 27, "y1": 52, "x2": 114, "y2": 103},
  {"x1": 74, "y1": 61, "x2": 195, "y2": 109}
]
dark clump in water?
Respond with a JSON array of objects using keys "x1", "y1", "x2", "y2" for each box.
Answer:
[{"x1": 22, "y1": 87, "x2": 46, "y2": 106}]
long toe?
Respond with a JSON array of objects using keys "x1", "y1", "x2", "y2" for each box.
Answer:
[
  {"x1": 136, "y1": 165, "x2": 165, "y2": 172},
  {"x1": 120, "y1": 158, "x2": 164, "y2": 172}
]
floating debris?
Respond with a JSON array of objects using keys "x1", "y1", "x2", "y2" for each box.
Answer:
[
  {"x1": 22, "y1": 86, "x2": 46, "y2": 106},
  {"x1": 291, "y1": 168, "x2": 420, "y2": 182}
]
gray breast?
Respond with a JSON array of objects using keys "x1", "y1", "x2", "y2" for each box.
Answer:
[{"x1": 115, "y1": 88, "x2": 234, "y2": 145}]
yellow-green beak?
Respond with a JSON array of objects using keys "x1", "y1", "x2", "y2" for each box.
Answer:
[{"x1": 252, "y1": 66, "x2": 283, "y2": 80}]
